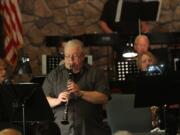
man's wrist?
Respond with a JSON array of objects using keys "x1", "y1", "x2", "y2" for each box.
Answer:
[{"x1": 79, "y1": 91, "x2": 84, "y2": 98}]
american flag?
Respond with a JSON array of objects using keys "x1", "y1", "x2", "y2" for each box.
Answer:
[{"x1": 0, "y1": 0, "x2": 23, "y2": 66}]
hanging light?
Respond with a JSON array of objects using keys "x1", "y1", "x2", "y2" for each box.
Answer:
[
  {"x1": 15, "y1": 56, "x2": 32, "y2": 75},
  {"x1": 122, "y1": 42, "x2": 137, "y2": 59}
]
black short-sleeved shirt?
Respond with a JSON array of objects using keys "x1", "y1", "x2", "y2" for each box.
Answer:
[
  {"x1": 42, "y1": 64, "x2": 111, "y2": 135},
  {"x1": 100, "y1": 0, "x2": 139, "y2": 34}
]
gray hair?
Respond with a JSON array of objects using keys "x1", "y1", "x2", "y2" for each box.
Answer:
[
  {"x1": 134, "y1": 34, "x2": 150, "y2": 47},
  {"x1": 64, "y1": 39, "x2": 85, "y2": 55}
]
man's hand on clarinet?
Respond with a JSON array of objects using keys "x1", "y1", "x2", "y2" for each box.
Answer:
[
  {"x1": 58, "y1": 91, "x2": 69, "y2": 103},
  {"x1": 67, "y1": 81, "x2": 83, "y2": 97}
]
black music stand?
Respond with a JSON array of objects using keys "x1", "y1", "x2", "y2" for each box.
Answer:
[
  {"x1": 116, "y1": 0, "x2": 161, "y2": 34},
  {"x1": 0, "y1": 83, "x2": 54, "y2": 135},
  {"x1": 134, "y1": 72, "x2": 180, "y2": 134},
  {"x1": 119, "y1": 0, "x2": 161, "y2": 22}
]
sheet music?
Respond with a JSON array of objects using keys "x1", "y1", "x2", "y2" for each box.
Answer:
[
  {"x1": 142, "y1": 0, "x2": 162, "y2": 21},
  {"x1": 115, "y1": 0, "x2": 123, "y2": 22},
  {"x1": 156, "y1": 0, "x2": 162, "y2": 21}
]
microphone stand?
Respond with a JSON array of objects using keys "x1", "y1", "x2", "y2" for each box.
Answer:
[{"x1": 21, "y1": 103, "x2": 26, "y2": 135}]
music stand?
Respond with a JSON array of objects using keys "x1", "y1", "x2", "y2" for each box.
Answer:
[
  {"x1": 116, "y1": 0, "x2": 161, "y2": 34},
  {"x1": 0, "y1": 83, "x2": 54, "y2": 135},
  {"x1": 119, "y1": 0, "x2": 161, "y2": 21}
]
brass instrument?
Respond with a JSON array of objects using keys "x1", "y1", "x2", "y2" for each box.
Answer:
[{"x1": 150, "y1": 106, "x2": 159, "y2": 128}]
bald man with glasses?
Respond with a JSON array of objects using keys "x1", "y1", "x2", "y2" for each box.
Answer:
[{"x1": 42, "y1": 39, "x2": 111, "y2": 135}]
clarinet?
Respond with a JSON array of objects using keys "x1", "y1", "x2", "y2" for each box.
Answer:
[{"x1": 61, "y1": 69, "x2": 73, "y2": 125}]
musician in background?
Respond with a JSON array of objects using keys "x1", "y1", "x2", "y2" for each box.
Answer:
[
  {"x1": 134, "y1": 34, "x2": 170, "y2": 70},
  {"x1": 42, "y1": 39, "x2": 111, "y2": 135},
  {"x1": 136, "y1": 51, "x2": 157, "y2": 72},
  {"x1": 134, "y1": 34, "x2": 150, "y2": 55}
]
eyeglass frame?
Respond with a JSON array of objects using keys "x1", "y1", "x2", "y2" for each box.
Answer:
[{"x1": 64, "y1": 54, "x2": 83, "y2": 60}]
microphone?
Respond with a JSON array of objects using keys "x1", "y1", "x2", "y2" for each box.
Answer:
[
  {"x1": 3, "y1": 78, "x2": 12, "y2": 85},
  {"x1": 61, "y1": 68, "x2": 73, "y2": 125}
]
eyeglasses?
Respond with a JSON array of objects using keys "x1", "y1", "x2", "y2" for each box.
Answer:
[{"x1": 64, "y1": 54, "x2": 81, "y2": 60}]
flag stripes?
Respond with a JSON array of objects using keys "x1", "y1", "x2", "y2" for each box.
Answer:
[{"x1": 0, "y1": 0, "x2": 23, "y2": 66}]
